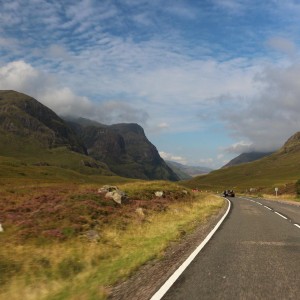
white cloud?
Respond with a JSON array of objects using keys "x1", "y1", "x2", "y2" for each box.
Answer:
[
  {"x1": 223, "y1": 60, "x2": 300, "y2": 152},
  {"x1": 223, "y1": 141, "x2": 254, "y2": 154},
  {"x1": 2, "y1": 0, "x2": 300, "y2": 164},
  {"x1": 0, "y1": 37, "x2": 18, "y2": 48},
  {"x1": 267, "y1": 37, "x2": 296, "y2": 56},
  {"x1": 0, "y1": 60, "x2": 41, "y2": 91},
  {"x1": 157, "y1": 122, "x2": 169, "y2": 129},
  {"x1": 159, "y1": 151, "x2": 187, "y2": 164},
  {"x1": 47, "y1": 44, "x2": 72, "y2": 60},
  {"x1": 0, "y1": 60, "x2": 148, "y2": 124}
]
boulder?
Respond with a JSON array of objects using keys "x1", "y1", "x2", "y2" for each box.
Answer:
[
  {"x1": 105, "y1": 189, "x2": 128, "y2": 204},
  {"x1": 85, "y1": 230, "x2": 100, "y2": 242},
  {"x1": 135, "y1": 207, "x2": 145, "y2": 218},
  {"x1": 98, "y1": 185, "x2": 118, "y2": 194},
  {"x1": 155, "y1": 191, "x2": 164, "y2": 197}
]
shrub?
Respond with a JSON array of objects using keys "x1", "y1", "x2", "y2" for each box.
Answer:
[
  {"x1": 36, "y1": 257, "x2": 51, "y2": 268},
  {"x1": 57, "y1": 257, "x2": 84, "y2": 279},
  {"x1": 0, "y1": 256, "x2": 22, "y2": 285}
]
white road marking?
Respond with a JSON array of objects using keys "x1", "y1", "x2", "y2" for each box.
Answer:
[
  {"x1": 275, "y1": 212, "x2": 287, "y2": 220},
  {"x1": 244, "y1": 197, "x2": 298, "y2": 228},
  {"x1": 264, "y1": 205, "x2": 272, "y2": 211},
  {"x1": 150, "y1": 198, "x2": 231, "y2": 300}
]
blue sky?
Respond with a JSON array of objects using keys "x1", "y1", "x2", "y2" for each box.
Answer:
[{"x1": 1, "y1": 0, "x2": 300, "y2": 168}]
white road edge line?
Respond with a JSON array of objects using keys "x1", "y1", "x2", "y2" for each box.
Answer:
[
  {"x1": 150, "y1": 198, "x2": 231, "y2": 300},
  {"x1": 275, "y1": 212, "x2": 287, "y2": 220},
  {"x1": 257, "y1": 202, "x2": 263, "y2": 205},
  {"x1": 264, "y1": 205, "x2": 272, "y2": 211},
  {"x1": 294, "y1": 224, "x2": 300, "y2": 229}
]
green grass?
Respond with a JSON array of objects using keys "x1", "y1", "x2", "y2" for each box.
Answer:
[
  {"x1": 0, "y1": 180, "x2": 224, "y2": 300},
  {"x1": 184, "y1": 150, "x2": 300, "y2": 196},
  {"x1": 0, "y1": 130, "x2": 115, "y2": 179}
]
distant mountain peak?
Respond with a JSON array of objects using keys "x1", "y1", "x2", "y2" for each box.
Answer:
[
  {"x1": 222, "y1": 151, "x2": 273, "y2": 168},
  {"x1": 280, "y1": 131, "x2": 300, "y2": 153}
]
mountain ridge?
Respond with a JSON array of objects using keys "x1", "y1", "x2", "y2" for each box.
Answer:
[
  {"x1": 0, "y1": 90, "x2": 178, "y2": 181},
  {"x1": 185, "y1": 131, "x2": 300, "y2": 192},
  {"x1": 0, "y1": 90, "x2": 86, "y2": 154},
  {"x1": 222, "y1": 151, "x2": 274, "y2": 168},
  {"x1": 67, "y1": 118, "x2": 179, "y2": 181}
]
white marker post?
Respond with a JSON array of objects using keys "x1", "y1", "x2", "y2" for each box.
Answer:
[{"x1": 275, "y1": 187, "x2": 278, "y2": 197}]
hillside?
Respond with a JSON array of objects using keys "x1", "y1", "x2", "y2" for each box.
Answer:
[
  {"x1": 67, "y1": 118, "x2": 179, "y2": 181},
  {"x1": 0, "y1": 91, "x2": 179, "y2": 181},
  {"x1": 0, "y1": 90, "x2": 86, "y2": 153},
  {"x1": 222, "y1": 152, "x2": 273, "y2": 168},
  {"x1": 0, "y1": 90, "x2": 114, "y2": 179},
  {"x1": 185, "y1": 131, "x2": 300, "y2": 193}
]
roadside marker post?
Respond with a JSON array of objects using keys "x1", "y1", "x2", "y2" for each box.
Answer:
[{"x1": 275, "y1": 187, "x2": 278, "y2": 197}]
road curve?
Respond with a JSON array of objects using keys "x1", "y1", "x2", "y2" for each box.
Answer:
[{"x1": 160, "y1": 196, "x2": 300, "y2": 300}]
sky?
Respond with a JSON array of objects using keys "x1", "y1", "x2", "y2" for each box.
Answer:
[{"x1": 1, "y1": 0, "x2": 300, "y2": 168}]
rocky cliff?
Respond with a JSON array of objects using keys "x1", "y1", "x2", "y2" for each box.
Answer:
[
  {"x1": 279, "y1": 132, "x2": 300, "y2": 154},
  {"x1": 0, "y1": 90, "x2": 178, "y2": 181},
  {"x1": 67, "y1": 118, "x2": 179, "y2": 181}
]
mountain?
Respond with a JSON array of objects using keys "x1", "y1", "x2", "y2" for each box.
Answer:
[
  {"x1": 222, "y1": 152, "x2": 273, "y2": 168},
  {"x1": 185, "y1": 131, "x2": 300, "y2": 193},
  {"x1": 0, "y1": 91, "x2": 179, "y2": 181},
  {"x1": 166, "y1": 161, "x2": 212, "y2": 180},
  {"x1": 0, "y1": 90, "x2": 113, "y2": 177},
  {"x1": 279, "y1": 131, "x2": 300, "y2": 153},
  {"x1": 67, "y1": 118, "x2": 179, "y2": 181},
  {"x1": 0, "y1": 90, "x2": 86, "y2": 153}
]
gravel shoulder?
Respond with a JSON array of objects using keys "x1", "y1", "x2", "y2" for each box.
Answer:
[{"x1": 108, "y1": 197, "x2": 229, "y2": 300}]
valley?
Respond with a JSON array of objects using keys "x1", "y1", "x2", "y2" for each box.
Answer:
[
  {"x1": 0, "y1": 90, "x2": 225, "y2": 299},
  {"x1": 1, "y1": 90, "x2": 300, "y2": 300}
]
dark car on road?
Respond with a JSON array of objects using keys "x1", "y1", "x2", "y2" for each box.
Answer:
[{"x1": 223, "y1": 190, "x2": 235, "y2": 197}]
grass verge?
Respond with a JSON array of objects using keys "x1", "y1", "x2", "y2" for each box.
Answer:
[{"x1": 0, "y1": 182, "x2": 224, "y2": 300}]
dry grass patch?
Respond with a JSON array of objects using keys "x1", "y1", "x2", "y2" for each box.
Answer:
[{"x1": 0, "y1": 182, "x2": 224, "y2": 300}]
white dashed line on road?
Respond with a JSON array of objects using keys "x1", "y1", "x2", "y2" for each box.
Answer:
[
  {"x1": 242, "y1": 197, "x2": 296, "y2": 226},
  {"x1": 275, "y1": 212, "x2": 287, "y2": 220},
  {"x1": 264, "y1": 205, "x2": 272, "y2": 211}
]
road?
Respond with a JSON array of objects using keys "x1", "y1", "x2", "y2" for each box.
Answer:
[{"x1": 160, "y1": 196, "x2": 300, "y2": 300}]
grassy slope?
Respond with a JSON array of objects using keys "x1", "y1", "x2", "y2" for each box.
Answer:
[
  {"x1": 0, "y1": 91, "x2": 226, "y2": 299},
  {"x1": 0, "y1": 130, "x2": 120, "y2": 183},
  {"x1": 0, "y1": 180, "x2": 224, "y2": 300},
  {"x1": 0, "y1": 124, "x2": 225, "y2": 299},
  {"x1": 185, "y1": 150, "x2": 300, "y2": 193}
]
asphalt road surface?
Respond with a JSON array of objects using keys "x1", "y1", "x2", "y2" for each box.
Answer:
[{"x1": 161, "y1": 196, "x2": 300, "y2": 300}]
